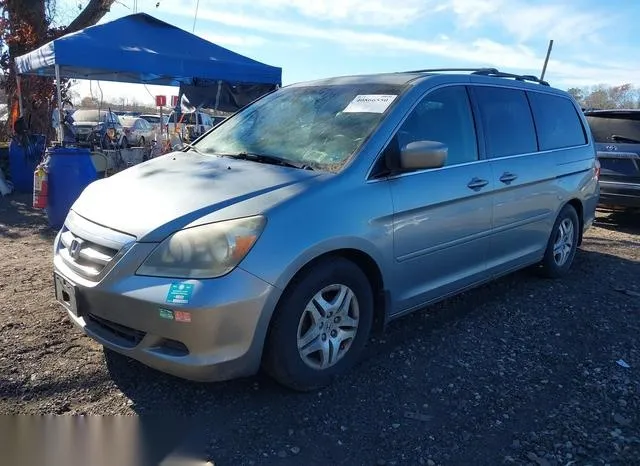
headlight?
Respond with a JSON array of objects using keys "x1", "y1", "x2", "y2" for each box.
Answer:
[{"x1": 136, "y1": 216, "x2": 266, "y2": 279}]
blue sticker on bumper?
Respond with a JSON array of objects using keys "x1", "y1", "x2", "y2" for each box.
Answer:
[{"x1": 166, "y1": 283, "x2": 194, "y2": 305}]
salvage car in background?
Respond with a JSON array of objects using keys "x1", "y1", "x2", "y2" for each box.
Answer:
[
  {"x1": 120, "y1": 116, "x2": 156, "y2": 146},
  {"x1": 140, "y1": 113, "x2": 169, "y2": 133},
  {"x1": 584, "y1": 109, "x2": 640, "y2": 209},
  {"x1": 167, "y1": 110, "x2": 224, "y2": 141},
  {"x1": 73, "y1": 109, "x2": 127, "y2": 149}
]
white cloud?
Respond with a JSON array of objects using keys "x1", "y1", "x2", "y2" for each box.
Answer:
[
  {"x1": 199, "y1": 33, "x2": 267, "y2": 48},
  {"x1": 441, "y1": 0, "x2": 614, "y2": 44},
  {"x1": 199, "y1": 0, "x2": 432, "y2": 27},
  {"x1": 173, "y1": 6, "x2": 640, "y2": 86}
]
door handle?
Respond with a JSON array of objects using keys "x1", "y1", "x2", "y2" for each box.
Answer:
[
  {"x1": 499, "y1": 172, "x2": 518, "y2": 184},
  {"x1": 467, "y1": 177, "x2": 489, "y2": 191}
]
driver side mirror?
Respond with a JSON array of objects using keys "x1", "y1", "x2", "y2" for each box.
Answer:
[{"x1": 399, "y1": 140, "x2": 447, "y2": 170}]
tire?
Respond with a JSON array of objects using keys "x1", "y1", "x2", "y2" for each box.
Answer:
[
  {"x1": 539, "y1": 204, "x2": 580, "y2": 278},
  {"x1": 263, "y1": 257, "x2": 374, "y2": 392}
]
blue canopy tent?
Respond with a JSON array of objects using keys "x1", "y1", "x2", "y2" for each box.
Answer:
[{"x1": 14, "y1": 12, "x2": 282, "y2": 139}]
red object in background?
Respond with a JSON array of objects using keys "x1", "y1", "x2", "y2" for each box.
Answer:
[
  {"x1": 33, "y1": 166, "x2": 48, "y2": 209},
  {"x1": 155, "y1": 95, "x2": 167, "y2": 107},
  {"x1": 171, "y1": 95, "x2": 179, "y2": 107}
]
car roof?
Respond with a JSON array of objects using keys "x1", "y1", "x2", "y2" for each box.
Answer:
[{"x1": 286, "y1": 67, "x2": 567, "y2": 95}]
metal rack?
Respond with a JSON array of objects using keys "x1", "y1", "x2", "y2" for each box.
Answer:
[{"x1": 401, "y1": 67, "x2": 550, "y2": 86}]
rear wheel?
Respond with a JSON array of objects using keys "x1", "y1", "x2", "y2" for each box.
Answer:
[
  {"x1": 539, "y1": 204, "x2": 580, "y2": 278},
  {"x1": 263, "y1": 257, "x2": 374, "y2": 391}
]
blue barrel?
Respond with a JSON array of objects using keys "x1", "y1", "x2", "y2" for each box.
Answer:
[
  {"x1": 8, "y1": 134, "x2": 46, "y2": 192},
  {"x1": 46, "y1": 147, "x2": 98, "y2": 229}
]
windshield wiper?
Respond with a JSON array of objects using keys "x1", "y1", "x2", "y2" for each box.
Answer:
[
  {"x1": 611, "y1": 134, "x2": 640, "y2": 144},
  {"x1": 219, "y1": 152, "x2": 314, "y2": 170},
  {"x1": 181, "y1": 143, "x2": 209, "y2": 156}
]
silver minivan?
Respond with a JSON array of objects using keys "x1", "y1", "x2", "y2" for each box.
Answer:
[{"x1": 53, "y1": 68, "x2": 600, "y2": 391}]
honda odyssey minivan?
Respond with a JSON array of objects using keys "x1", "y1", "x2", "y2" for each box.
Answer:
[{"x1": 53, "y1": 68, "x2": 600, "y2": 391}]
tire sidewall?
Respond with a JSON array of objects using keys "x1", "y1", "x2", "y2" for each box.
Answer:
[
  {"x1": 543, "y1": 205, "x2": 580, "y2": 276},
  {"x1": 267, "y1": 258, "x2": 374, "y2": 390}
]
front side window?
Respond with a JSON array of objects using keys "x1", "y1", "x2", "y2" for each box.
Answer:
[
  {"x1": 528, "y1": 92, "x2": 587, "y2": 150},
  {"x1": 194, "y1": 83, "x2": 406, "y2": 171},
  {"x1": 395, "y1": 85, "x2": 478, "y2": 167},
  {"x1": 473, "y1": 86, "x2": 538, "y2": 158}
]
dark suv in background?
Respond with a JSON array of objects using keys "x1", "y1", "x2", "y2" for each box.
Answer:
[
  {"x1": 584, "y1": 109, "x2": 640, "y2": 209},
  {"x1": 73, "y1": 109, "x2": 128, "y2": 149}
]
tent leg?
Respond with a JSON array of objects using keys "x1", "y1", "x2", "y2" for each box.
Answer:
[
  {"x1": 55, "y1": 64, "x2": 63, "y2": 143},
  {"x1": 16, "y1": 74, "x2": 24, "y2": 117},
  {"x1": 214, "y1": 80, "x2": 222, "y2": 113}
]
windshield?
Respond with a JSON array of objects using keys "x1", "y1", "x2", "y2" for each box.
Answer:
[{"x1": 193, "y1": 83, "x2": 405, "y2": 171}]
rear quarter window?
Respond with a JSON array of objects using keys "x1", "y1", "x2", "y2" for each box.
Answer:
[
  {"x1": 472, "y1": 86, "x2": 538, "y2": 158},
  {"x1": 528, "y1": 92, "x2": 587, "y2": 150}
]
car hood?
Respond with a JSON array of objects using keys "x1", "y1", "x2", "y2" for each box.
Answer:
[{"x1": 71, "y1": 151, "x2": 321, "y2": 242}]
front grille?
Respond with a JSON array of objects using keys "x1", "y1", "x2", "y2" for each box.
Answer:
[
  {"x1": 59, "y1": 227, "x2": 119, "y2": 278},
  {"x1": 56, "y1": 212, "x2": 136, "y2": 281},
  {"x1": 86, "y1": 313, "x2": 146, "y2": 348}
]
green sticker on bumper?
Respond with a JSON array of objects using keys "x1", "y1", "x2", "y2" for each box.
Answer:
[
  {"x1": 159, "y1": 308, "x2": 174, "y2": 320},
  {"x1": 166, "y1": 283, "x2": 194, "y2": 305}
]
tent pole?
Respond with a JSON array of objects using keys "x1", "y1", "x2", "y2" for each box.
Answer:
[
  {"x1": 55, "y1": 64, "x2": 63, "y2": 143},
  {"x1": 16, "y1": 74, "x2": 24, "y2": 117}
]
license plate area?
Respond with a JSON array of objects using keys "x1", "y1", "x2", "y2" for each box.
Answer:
[{"x1": 54, "y1": 273, "x2": 81, "y2": 317}]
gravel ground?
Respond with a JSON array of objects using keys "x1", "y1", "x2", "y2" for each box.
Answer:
[{"x1": 1, "y1": 193, "x2": 639, "y2": 465}]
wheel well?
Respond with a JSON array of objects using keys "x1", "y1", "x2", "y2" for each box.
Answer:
[
  {"x1": 281, "y1": 249, "x2": 388, "y2": 333},
  {"x1": 566, "y1": 198, "x2": 584, "y2": 245}
]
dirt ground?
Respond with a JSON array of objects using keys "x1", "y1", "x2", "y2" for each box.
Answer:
[{"x1": 1, "y1": 193, "x2": 639, "y2": 465}]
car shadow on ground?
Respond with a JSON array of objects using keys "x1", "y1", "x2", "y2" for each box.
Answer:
[
  {"x1": 594, "y1": 208, "x2": 640, "y2": 235},
  {"x1": 0, "y1": 193, "x2": 56, "y2": 240},
  {"x1": 101, "y1": 247, "x2": 640, "y2": 464}
]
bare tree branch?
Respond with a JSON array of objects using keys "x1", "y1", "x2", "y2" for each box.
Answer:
[{"x1": 63, "y1": 0, "x2": 117, "y2": 35}]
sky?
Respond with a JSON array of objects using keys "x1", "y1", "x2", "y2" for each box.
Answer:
[{"x1": 54, "y1": 0, "x2": 639, "y2": 106}]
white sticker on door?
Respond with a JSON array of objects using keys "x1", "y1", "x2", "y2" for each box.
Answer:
[{"x1": 342, "y1": 95, "x2": 397, "y2": 114}]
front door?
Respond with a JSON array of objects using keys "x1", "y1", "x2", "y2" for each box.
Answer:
[{"x1": 386, "y1": 85, "x2": 494, "y2": 314}]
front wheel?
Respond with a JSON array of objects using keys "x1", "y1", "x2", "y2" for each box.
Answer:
[
  {"x1": 263, "y1": 257, "x2": 374, "y2": 391},
  {"x1": 539, "y1": 204, "x2": 580, "y2": 278}
]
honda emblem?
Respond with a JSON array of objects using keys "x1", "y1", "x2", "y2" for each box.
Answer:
[{"x1": 69, "y1": 238, "x2": 83, "y2": 259}]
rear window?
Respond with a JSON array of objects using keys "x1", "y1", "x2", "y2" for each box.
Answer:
[
  {"x1": 168, "y1": 112, "x2": 201, "y2": 124},
  {"x1": 473, "y1": 86, "x2": 538, "y2": 158},
  {"x1": 141, "y1": 115, "x2": 160, "y2": 124},
  {"x1": 73, "y1": 110, "x2": 117, "y2": 122},
  {"x1": 528, "y1": 92, "x2": 587, "y2": 150},
  {"x1": 585, "y1": 112, "x2": 640, "y2": 144}
]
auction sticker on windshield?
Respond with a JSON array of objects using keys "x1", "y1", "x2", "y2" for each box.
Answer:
[{"x1": 343, "y1": 95, "x2": 397, "y2": 114}]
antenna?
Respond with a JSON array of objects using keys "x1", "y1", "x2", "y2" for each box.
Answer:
[
  {"x1": 540, "y1": 40, "x2": 554, "y2": 81},
  {"x1": 192, "y1": 0, "x2": 200, "y2": 33}
]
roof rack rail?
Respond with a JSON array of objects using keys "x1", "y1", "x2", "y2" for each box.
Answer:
[
  {"x1": 471, "y1": 69, "x2": 550, "y2": 86},
  {"x1": 403, "y1": 67, "x2": 498, "y2": 74},
  {"x1": 402, "y1": 67, "x2": 550, "y2": 86}
]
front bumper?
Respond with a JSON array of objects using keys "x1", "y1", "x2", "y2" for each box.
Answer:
[
  {"x1": 53, "y1": 223, "x2": 281, "y2": 383},
  {"x1": 599, "y1": 180, "x2": 640, "y2": 208}
]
